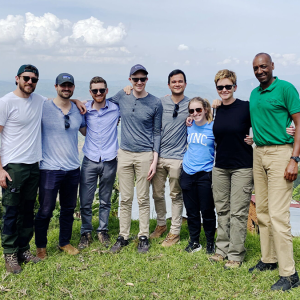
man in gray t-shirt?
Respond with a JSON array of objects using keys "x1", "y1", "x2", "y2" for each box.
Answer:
[
  {"x1": 150, "y1": 70, "x2": 189, "y2": 246},
  {"x1": 35, "y1": 73, "x2": 86, "y2": 259}
]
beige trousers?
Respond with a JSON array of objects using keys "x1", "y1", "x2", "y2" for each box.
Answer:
[
  {"x1": 253, "y1": 144, "x2": 295, "y2": 276},
  {"x1": 212, "y1": 167, "x2": 253, "y2": 262},
  {"x1": 117, "y1": 149, "x2": 153, "y2": 240},
  {"x1": 152, "y1": 158, "x2": 183, "y2": 235}
]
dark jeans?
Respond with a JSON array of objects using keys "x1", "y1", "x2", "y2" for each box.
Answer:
[
  {"x1": 1, "y1": 163, "x2": 39, "y2": 254},
  {"x1": 79, "y1": 156, "x2": 117, "y2": 234},
  {"x1": 35, "y1": 168, "x2": 80, "y2": 248},
  {"x1": 180, "y1": 170, "x2": 216, "y2": 244}
]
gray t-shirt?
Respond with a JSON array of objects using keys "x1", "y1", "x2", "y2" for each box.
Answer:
[
  {"x1": 40, "y1": 100, "x2": 86, "y2": 171},
  {"x1": 159, "y1": 95, "x2": 189, "y2": 160},
  {"x1": 110, "y1": 90, "x2": 163, "y2": 153}
]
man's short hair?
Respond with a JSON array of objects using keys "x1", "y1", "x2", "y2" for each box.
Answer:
[
  {"x1": 89, "y1": 76, "x2": 107, "y2": 89},
  {"x1": 214, "y1": 69, "x2": 237, "y2": 86},
  {"x1": 168, "y1": 69, "x2": 186, "y2": 84},
  {"x1": 254, "y1": 52, "x2": 273, "y2": 63}
]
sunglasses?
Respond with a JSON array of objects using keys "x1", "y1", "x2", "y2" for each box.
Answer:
[
  {"x1": 216, "y1": 84, "x2": 235, "y2": 91},
  {"x1": 173, "y1": 104, "x2": 179, "y2": 118},
  {"x1": 64, "y1": 115, "x2": 70, "y2": 129},
  {"x1": 131, "y1": 77, "x2": 147, "y2": 83},
  {"x1": 91, "y1": 88, "x2": 106, "y2": 95},
  {"x1": 189, "y1": 107, "x2": 203, "y2": 114},
  {"x1": 20, "y1": 76, "x2": 38, "y2": 84}
]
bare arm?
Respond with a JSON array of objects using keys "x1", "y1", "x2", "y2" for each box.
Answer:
[
  {"x1": 0, "y1": 125, "x2": 12, "y2": 188},
  {"x1": 284, "y1": 112, "x2": 300, "y2": 181},
  {"x1": 70, "y1": 99, "x2": 87, "y2": 114}
]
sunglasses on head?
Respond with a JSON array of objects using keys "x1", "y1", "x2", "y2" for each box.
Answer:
[
  {"x1": 131, "y1": 77, "x2": 147, "y2": 83},
  {"x1": 64, "y1": 115, "x2": 70, "y2": 129},
  {"x1": 91, "y1": 88, "x2": 106, "y2": 95},
  {"x1": 189, "y1": 107, "x2": 203, "y2": 114},
  {"x1": 20, "y1": 76, "x2": 38, "y2": 84},
  {"x1": 216, "y1": 84, "x2": 235, "y2": 91},
  {"x1": 173, "y1": 104, "x2": 179, "y2": 118}
]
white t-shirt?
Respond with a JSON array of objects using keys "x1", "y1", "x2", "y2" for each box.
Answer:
[{"x1": 0, "y1": 92, "x2": 46, "y2": 167}]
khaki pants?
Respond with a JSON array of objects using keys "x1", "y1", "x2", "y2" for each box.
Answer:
[
  {"x1": 152, "y1": 158, "x2": 183, "y2": 235},
  {"x1": 212, "y1": 167, "x2": 253, "y2": 262},
  {"x1": 117, "y1": 149, "x2": 153, "y2": 239},
  {"x1": 253, "y1": 144, "x2": 295, "y2": 276}
]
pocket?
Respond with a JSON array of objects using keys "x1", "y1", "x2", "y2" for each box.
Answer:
[
  {"x1": 2, "y1": 180, "x2": 21, "y2": 206},
  {"x1": 243, "y1": 186, "x2": 253, "y2": 194}
]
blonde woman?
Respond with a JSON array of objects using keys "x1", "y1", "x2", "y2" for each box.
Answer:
[{"x1": 180, "y1": 97, "x2": 216, "y2": 253}]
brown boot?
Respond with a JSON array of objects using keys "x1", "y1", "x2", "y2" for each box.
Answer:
[
  {"x1": 161, "y1": 233, "x2": 180, "y2": 247},
  {"x1": 209, "y1": 253, "x2": 225, "y2": 263},
  {"x1": 36, "y1": 248, "x2": 47, "y2": 260},
  {"x1": 5, "y1": 253, "x2": 22, "y2": 274},
  {"x1": 18, "y1": 250, "x2": 41, "y2": 264},
  {"x1": 149, "y1": 225, "x2": 167, "y2": 239},
  {"x1": 59, "y1": 244, "x2": 79, "y2": 255}
]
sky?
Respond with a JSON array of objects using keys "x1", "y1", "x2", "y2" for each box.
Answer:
[{"x1": 1, "y1": 0, "x2": 300, "y2": 85}]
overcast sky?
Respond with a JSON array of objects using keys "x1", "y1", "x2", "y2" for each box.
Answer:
[{"x1": 1, "y1": 0, "x2": 300, "y2": 85}]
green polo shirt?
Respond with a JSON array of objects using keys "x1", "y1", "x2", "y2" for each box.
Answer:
[{"x1": 250, "y1": 77, "x2": 300, "y2": 146}]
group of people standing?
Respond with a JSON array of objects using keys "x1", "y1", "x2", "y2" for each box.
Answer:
[{"x1": 0, "y1": 52, "x2": 299, "y2": 291}]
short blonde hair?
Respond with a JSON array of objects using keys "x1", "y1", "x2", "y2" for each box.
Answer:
[
  {"x1": 214, "y1": 69, "x2": 237, "y2": 86},
  {"x1": 188, "y1": 97, "x2": 213, "y2": 124}
]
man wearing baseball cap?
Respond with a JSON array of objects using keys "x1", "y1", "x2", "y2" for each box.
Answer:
[
  {"x1": 109, "y1": 64, "x2": 163, "y2": 253},
  {"x1": 34, "y1": 73, "x2": 86, "y2": 258},
  {"x1": 0, "y1": 64, "x2": 44, "y2": 273}
]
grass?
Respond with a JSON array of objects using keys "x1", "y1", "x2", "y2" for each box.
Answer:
[{"x1": 0, "y1": 217, "x2": 300, "y2": 299}]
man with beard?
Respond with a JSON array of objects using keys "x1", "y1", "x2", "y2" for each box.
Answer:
[
  {"x1": 77, "y1": 76, "x2": 119, "y2": 249},
  {"x1": 35, "y1": 73, "x2": 86, "y2": 259},
  {"x1": 248, "y1": 53, "x2": 300, "y2": 291},
  {"x1": 0, "y1": 64, "x2": 43, "y2": 273}
]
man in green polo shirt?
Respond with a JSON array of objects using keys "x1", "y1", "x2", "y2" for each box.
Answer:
[{"x1": 249, "y1": 53, "x2": 300, "y2": 291}]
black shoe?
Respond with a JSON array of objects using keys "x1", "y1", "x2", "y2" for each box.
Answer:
[
  {"x1": 97, "y1": 231, "x2": 110, "y2": 248},
  {"x1": 249, "y1": 260, "x2": 278, "y2": 273},
  {"x1": 206, "y1": 242, "x2": 215, "y2": 254},
  {"x1": 78, "y1": 232, "x2": 93, "y2": 250},
  {"x1": 185, "y1": 242, "x2": 202, "y2": 253},
  {"x1": 110, "y1": 236, "x2": 129, "y2": 253},
  {"x1": 137, "y1": 236, "x2": 150, "y2": 253},
  {"x1": 271, "y1": 271, "x2": 300, "y2": 291}
]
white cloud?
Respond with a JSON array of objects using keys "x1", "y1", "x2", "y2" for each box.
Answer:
[
  {"x1": 184, "y1": 60, "x2": 190, "y2": 65},
  {"x1": 0, "y1": 15, "x2": 24, "y2": 43},
  {"x1": 217, "y1": 57, "x2": 240, "y2": 65},
  {"x1": 178, "y1": 44, "x2": 189, "y2": 51},
  {"x1": 271, "y1": 53, "x2": 300, "y2": 66},
  {"x1": 0, "y1": 13, "x2": 130, "y2": 63}
]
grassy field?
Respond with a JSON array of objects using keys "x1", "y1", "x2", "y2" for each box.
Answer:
[{"x1": 0, "y1": 217, "x2": 300, "y2": 300}]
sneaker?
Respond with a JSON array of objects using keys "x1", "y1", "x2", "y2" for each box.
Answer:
[
  {"x1": 59, "y1": 244, "x2": 80, "y2": 255},
  {"x1": 137, "y1": 236, "x2": 150, "y2": 253},
  {"x1": 4, "y1": 253, "x2": 22, "y2": 274},
  {"x1": 149, "y1": 225, "x2": 167, "y2": 239},
  {"x1": 18, "y1": 250, "x2": 41, "y2": 264},
  {"x1": 36, "y1": 248, "x2": 47, "y2": 260},
  {"x1": 185, "y1": 242, "x2": 202, "y2": 253},
  {"x1": 271, "y1": 272, "x2": 300, "y2": 291},
  {"x1": 209, "y1": 253, "x2": 225, "y2": 263},
  {"x1": 206, "y1": 242, "x2": 215, "y2": 254},
  {"x1": 249, "y1": 260, "x2": 278, "y2": 273},
  {"x1": 161, "y1": 233, "x2": 180, "y2": 247},
  {"x1": 224, "y1": 260, "x2": 242, "y2": 270},
  {"x1": 78, "y1": 232, "x2": 93, "y2": 250},
  {"x1": 110, "y1": 236, "x2": 129, "y2": 253},
  {"x1": 97, "y1": 231, "x2": 110, "y2": 248}
]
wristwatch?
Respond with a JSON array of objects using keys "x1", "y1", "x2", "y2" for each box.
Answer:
[{"x1": 290, "y1": 156, "x2": 300, "y2": 163}]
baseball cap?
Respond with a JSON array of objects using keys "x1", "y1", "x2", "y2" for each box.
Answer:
[
  {"x1": 17, "y1": 64, "x2": 39, "y2": 77},
  {"x1": 55, "y1": 73, "x2": 75, "y2": 85},
  {"x1": 129, "y1": 64, "x2": 148, "y2": 77}
]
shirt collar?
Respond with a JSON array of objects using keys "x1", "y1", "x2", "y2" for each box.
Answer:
[
  {"x1": 87, "y1": 99, "x2": 109, "y2": 112},
  {"x1": 258, "y1": 76, "x2": 278, "y2": 93}
]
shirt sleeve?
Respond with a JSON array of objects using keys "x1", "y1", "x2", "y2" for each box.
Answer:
[
  {"x1": 284, "y1": 85, "x2": 300, "y2": 115},
  {"x1": 108, "y1": 90, "x2": 124, "y2": 105},
  {"x1": 153, "y1": 99, "x2": 163, "y2": 153},
  {"x1": 0, "y1": 100, "x2": 9, "y2": 126},
  {"x1": 80, "y1": 114, "x2": 86, "y2": 128}
]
